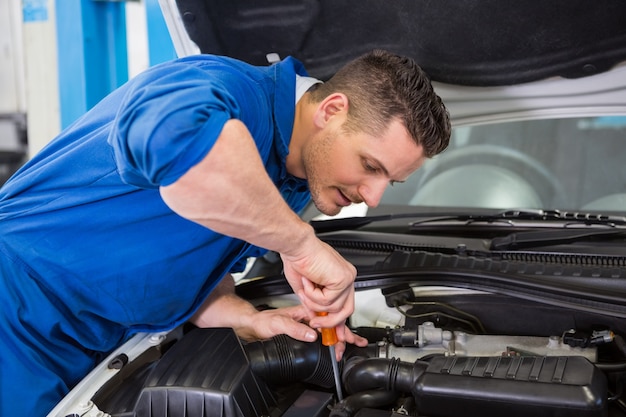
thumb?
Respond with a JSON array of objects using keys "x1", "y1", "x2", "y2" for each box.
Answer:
[{"x1": 281, "y1": 318, "x2": 318, "y2": 343}]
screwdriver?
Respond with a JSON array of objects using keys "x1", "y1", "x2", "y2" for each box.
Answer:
[{"x1": 316, "y1": 311, "x2": 344, "y2": 401}]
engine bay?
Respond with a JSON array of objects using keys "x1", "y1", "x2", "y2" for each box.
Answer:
[{"x1": 90, "y1": 287, "x2": 626, "y2": 417}]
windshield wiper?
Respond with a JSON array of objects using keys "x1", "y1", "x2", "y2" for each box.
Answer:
[
  {"x1": 490, "y1": 228, "x2": 626, "y2": 251},
  {"x1": 310, "y1": 209, "x2": 626, "y2": 233},
  {"x1": 310, "y1": 213, "x2": 423, "y2": 233},
  {"x1": 410, "y1": 209, "x2": 626, "y2": 227}
]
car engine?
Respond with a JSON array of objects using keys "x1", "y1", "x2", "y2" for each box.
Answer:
[{"x1": 91, "y1": 292, "x2": 625, "y2": 417}]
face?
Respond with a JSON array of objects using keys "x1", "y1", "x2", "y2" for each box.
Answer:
[{"x1": 302, "y1": 118, "x2": 426, "y2": 216}]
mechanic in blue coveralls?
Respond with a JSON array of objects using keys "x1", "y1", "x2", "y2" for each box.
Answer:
[{"x1": 0, "y1": 49, "x2": 450, "y2": 415}]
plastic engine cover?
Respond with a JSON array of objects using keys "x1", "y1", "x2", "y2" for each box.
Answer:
[
  {"x1": 414, "y1": 355, "x2": 607, "y2": 417},
  {"x1": 131, "y1": 328, "x2": 275, "y2": 417}
]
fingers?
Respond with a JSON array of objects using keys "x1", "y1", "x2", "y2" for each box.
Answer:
[
  {"x1": 281, "y1": 262, "x2": 304, "y2": 295},
  {"x1": 340, "y1": 325, "x2": 369, "y2": 347},
  {"x1": 235, "y1": 303, "x2": 370, "y2": 365},
  {"x1": 304, "y1": 285, "x2": 355, "y2": 329},
  {"x1": 239, "y1": 305, "x2": 318, "y2": 343},
  {"x1": 329, "y1": 324, "x2": 370, "y2": 361},
  {"x1": 300, "y1": 277, "x2": 352, "y2": 308},
  {"x1": 280, "y1": 239, "x2": 357, "y2": 323},
  {"x1": 291, "y1": 273, "x2": 356, "y2": 312},
  {"x1": 279, "y1": 318, "x2": 318, "y2": 343}
]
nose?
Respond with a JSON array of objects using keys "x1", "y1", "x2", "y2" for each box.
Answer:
[{"x1": 357, "y1": 178, "x2": 389, "y2": 208}]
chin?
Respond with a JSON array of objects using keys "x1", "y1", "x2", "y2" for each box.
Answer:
[
  {"x1": 320, "y1": 206, "x2": 342, "y2": 217},
  {"x1": 312, "y1": 199, "x2": 341, "y2": 217}
]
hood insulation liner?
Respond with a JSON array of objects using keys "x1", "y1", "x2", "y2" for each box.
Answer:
[{"x1": 174, "y1": 0, "x2": 626, "y2": 85}]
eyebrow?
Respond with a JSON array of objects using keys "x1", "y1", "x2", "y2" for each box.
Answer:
[{"x1": 370, "y1": 156, "x2": 407, "y2": 183}]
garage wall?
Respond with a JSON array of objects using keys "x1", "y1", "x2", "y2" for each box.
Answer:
[{"x1": 2, "y1": 0, "x2": 175, "y2": 162}]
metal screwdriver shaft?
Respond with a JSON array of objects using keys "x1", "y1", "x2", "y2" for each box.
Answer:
[{"x1": 316, "y1": 311, "x2": 344, "y2": 401}]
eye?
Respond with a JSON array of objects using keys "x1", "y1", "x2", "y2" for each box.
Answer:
[{"x1": 363, "y1": 161, "x2": 378, "y2": 173}]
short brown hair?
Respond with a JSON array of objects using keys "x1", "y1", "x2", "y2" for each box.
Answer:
[{"x1": 309, "y1": 49, "x2": 450, "y2": 158}]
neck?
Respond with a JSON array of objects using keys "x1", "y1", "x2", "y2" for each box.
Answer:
[{"x1": 286, "y1": 93, "x2": 314, "y2": 179}]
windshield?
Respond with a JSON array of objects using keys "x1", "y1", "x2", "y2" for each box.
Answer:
[{"x1": 381, "y1": 116, "x2": 626, "y2": 213}]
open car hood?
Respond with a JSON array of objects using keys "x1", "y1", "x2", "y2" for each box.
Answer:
[
  {"x1": 160, "y1": 0, "x2": 626, "y2": 86},
  {"x1": 158, "y1": 0, "x2": 626, "y2": 123}
]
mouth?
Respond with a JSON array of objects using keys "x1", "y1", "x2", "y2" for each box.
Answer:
[{"x1": 337, "y1": 189, "x2": 355, "y2": 207}]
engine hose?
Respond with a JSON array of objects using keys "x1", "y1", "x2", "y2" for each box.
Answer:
[
  {"x1": 614, "y1": 334, "x2": 626, "y2": 357},
  {"x1": 596, "y1": 362, "x2": 626, "y2": 372},
  {"x1": 342, "y1": 357, "x2": 428, "y2": 395},
  {"x1": 243, "y1": 334, "x2": 336, "y2": 389},
  {"x1": 328, "y1": 389, "x2": 399, "y2": 417},
  {"x1": 594, "y1": 333, "x2": 626, "y2": 372}
]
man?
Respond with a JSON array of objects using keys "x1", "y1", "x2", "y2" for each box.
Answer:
[{"x1": 0, "y1": 49, "x2": 450, "y2": 415}]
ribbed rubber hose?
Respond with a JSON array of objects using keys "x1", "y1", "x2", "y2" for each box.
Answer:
[{"x1": 244, "y1": 334, "x2": 337, "y2": 388}]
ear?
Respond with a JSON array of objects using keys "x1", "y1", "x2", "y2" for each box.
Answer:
[{"x1": 312, "y1": 93, "x2": 349, "y2": 129}]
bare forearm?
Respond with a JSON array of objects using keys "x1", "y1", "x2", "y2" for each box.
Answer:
[
  {"x1": 190, "y1": 274, "x2": 318, "y2": 343},
  {"x1": 160, "y1": 118, "x2": 314, "y2": 257},
  {"x1": 190, "y1": 274, "x2": 257, "y2": 331}
]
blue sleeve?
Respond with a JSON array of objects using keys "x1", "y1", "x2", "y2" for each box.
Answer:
[{"x1": 108, "y1": 62, "x2": 242, "y2": 188}]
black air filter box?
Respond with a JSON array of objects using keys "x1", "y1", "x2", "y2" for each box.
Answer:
[
  {"x1": 132, "y1": 328, "x2": 275, "y2": 417},
  {"x1": 414, "y1": 355, "x2": 607, "y2": 417}
]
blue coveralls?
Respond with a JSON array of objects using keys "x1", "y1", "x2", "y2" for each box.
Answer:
[{"x1": 0, "y1": 55, "x2": 311, "y2": 416}]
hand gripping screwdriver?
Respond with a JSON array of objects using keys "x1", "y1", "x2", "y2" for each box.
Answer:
[{"x1": 316, "y1": 311, "x2": 344, "y2": 401}]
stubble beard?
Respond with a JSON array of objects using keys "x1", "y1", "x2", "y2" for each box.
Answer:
[{"x1": 302, "y1": 132, "x2": 342, "y2": 216}]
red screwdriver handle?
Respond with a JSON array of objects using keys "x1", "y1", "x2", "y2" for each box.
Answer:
[{"x1": 315, "y1": 311, "x2": 338, "y2": 346}]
